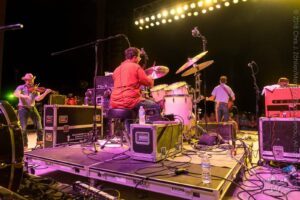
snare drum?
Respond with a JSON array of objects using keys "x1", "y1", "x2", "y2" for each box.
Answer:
[
  {"x1": 164, "y1": 81, "x2": 189, "y2": 96},
  {"x1": 150, "y1": 84, "x2": 168, "y2": 102}
]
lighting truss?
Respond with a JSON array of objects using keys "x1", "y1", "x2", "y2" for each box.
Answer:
[{"x1": 133, "y1": 0, "x2": 249, "y2": 30}]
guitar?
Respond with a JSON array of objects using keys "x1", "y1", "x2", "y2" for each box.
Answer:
[{"x1": 201, "y1": 95, "x2": 234, "y2": 110}]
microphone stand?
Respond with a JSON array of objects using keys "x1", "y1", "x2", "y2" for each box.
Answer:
[
  {"x1": 193, "y1": 32, "x2": 208, "y2": 136},
  {"x1": 248, "y1": 63, "x2": 260, "y2": 124},
  {"x1": 248, "y1": 62, "x2": 261, "y2": 164},
  {"x1": 51, "y1": 34, "x2": 128, "y2": 152}
]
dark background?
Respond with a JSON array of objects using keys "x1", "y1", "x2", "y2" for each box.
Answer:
[{"x1": 1, "y1": 0, "x2": 299, "y2": 114}]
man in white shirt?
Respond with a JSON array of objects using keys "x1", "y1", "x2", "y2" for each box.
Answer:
[{"x1": 208, "y1": 76, "x2": 235, "y2": 122}]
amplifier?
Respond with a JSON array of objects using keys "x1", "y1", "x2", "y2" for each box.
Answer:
[
  {"x1": 130, "y1": 123, "x2": 182, "y2": 162},
  {"x1": 198, "y1": 122, "x2": 236, "y2": 145},
  {"x1": 48, "y1": 94, "x2": 66, "y2": 105},
  {"x1": 44, "y1": 105, "x2": 103, "y2": 148},
  {"x1": 259, "y1": 117, "x2": 300, "y2": 163},
  {"x1": 264, "y1": 87, "x2": 300, "y2": 118}
]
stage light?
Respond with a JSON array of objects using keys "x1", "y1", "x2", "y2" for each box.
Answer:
[
  {"x1": 139, "y1": 26, "x2": 143, "y2": 30},
  {"x1": 181, "y1": 14, "x2": 186, "y2": 18},
  {"x1": 193, "y1": 11, "x2": 199, "y2": 16},
  {"x1": 151, "y1": 15, "x2": 155, "y2": 20},
  {"x1": 168, "y1": 19, "x2": 172, "y2": 23},
  {"x1": 174, "y1": 15, "x2": 180, "y2": 20},
  {"x1": 198, "y1": 1, "x2": 204, "y2": 7},
  {"x1": 134, "y1": 20, "x2": 139, "y2": 25},
  {"x1": 205, "y1": 0, "x2": 212, "y2": 5},
  {"x1": 190, "y1": 3, "x2": 196, "y2": 9},
  {"x1": 157, "y1": 13, "x2": 162, "y2": 18},
  {"x1": 145, "y1": 25, "x2": 149, "y2": 29},
  {"x1": 5, "y1": 92, "x2": 16, "y2": 101},
  {"x1": 156, "y1": 21, "x2": 160, "y2": 25},
  {"x1": 187, "y1": 12, "x2": 192, "y2": 16},
  {"x1": 224, "y1": 2, "x2": 230, "y2": 6},
  {"x1": 170, "y1": 9, "x2": 176, "y2": 15},
  {"x1": 177, "y1": 7, "x2": 183, "y2": 14},
  {"x1": 139, "y1": 19, "x2": 144, "y2": 24},
  {"x1": 233, "y1": 0, "x2": 239, "y2": 4},
  {"x1": 150, "y1": 22, "x2": 154, "y2": 26},
  {"x1": 162, "y1": 10, "x2": 168, "y2": 17},
  {"x1": 145, "y1": 17, "x2": 150, "y2": 22},
  {"x1": 183, "y1": 4, "x2": 189, "y2": 11},
  {"x1": 216, "y1": 4, "x2": 221, "y2": 9},
  {"x1": 202, "y1": 9, "x2": 207, "y2": 14},
  {"x1": 162, "y1": 19, "x2": 167, "y2": 23},
  {"x1": 209, "y1": 6, "x2": 214, "y2": 11}
]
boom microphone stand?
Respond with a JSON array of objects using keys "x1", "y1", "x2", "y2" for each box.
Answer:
[
  {"x1": 51, "y1": 34, "x2": 130, "y2": 152},
  {"x1": 191, "y1": 27, "x2": 208, "y2": 136}
]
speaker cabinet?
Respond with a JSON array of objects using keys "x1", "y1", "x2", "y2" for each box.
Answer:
[{"x1": 259, "y1": 117, "x2": 300, "y2": 163}]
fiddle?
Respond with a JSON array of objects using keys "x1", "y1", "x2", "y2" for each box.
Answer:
[{"x1": 27, "y1": 84, "x2": 58, "y2": 94}]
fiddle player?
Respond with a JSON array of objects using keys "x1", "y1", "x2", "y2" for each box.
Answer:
[
  {"x1": 14, "y1": 73, "x2": 52, "y2": 151},
  {"x1": 110, "y1": 47, "x2": 160, "y2": 130}
]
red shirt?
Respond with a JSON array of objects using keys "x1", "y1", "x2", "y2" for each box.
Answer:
[{"x1": 110, "y1": 60, "x2": 154, "y2": 109}]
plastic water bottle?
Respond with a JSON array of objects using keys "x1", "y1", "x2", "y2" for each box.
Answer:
[
  {"x1": 139, "y1": 106, "x2": 146, "y2": 124},
  {"x1": 201, "y1": 154, "x2": 211, "y2": 184}
]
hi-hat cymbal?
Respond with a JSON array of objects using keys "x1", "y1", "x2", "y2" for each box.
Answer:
[
  {"x1": 176, "y1": 51, "x2": 208, "y2": 74},
  {"x1": 181, "y1": 60, "x2": 214, "y2": 77},
  {"x1": 145, "y1": 66, "x2": 169, "y2": 79}
]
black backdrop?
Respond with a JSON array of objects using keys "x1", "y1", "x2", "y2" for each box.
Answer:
[{"x1": 2, "y1": 0, "x2": 299, "y2": 113}]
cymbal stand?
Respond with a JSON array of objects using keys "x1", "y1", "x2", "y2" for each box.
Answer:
[{"x1": 192, "y1": 71, "x2": 203, "y2": 136}]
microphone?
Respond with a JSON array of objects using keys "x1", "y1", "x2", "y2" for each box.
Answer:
[
  {"x1": 192, "y1": 26, "x2": 200, "y2": 37},
  {"x1": 0, "y1": 23, "x2": 24, "y2": 31},
  {"x1": 247, "y1": 61, "x2": 256, "y2": 67}
]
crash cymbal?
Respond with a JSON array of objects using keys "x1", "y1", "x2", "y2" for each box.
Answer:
[
  {"x1": 176, "y1": 51, "x2": 208, "y2": 74},
  {"x1": 181, "y1": 60, "x2": 214, "y2": 77},
  {"x1": 145, "y1": 66, "x2": 169, "y2": 79}
]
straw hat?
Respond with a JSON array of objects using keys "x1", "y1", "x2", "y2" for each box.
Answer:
[{"x1": 21, "y1": 73, "x2": 36, "y2": 80}]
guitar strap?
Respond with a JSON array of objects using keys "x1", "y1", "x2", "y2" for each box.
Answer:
[{"x1": 220, "y1": 84, "x2": 232, "y2": 100}]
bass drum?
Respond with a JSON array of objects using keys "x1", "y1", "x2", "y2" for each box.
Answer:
[
  {"x1": 0, "y1": 101, "x2": 24, "y2": 192},
  {"x1": 164, "y1": 95, "x2": 193, "y2": 125}
]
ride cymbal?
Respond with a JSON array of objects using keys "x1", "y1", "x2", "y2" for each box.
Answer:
[
  {"x1": 176, "y1": 51, "x2": 208, "y2": 74},
  {"x1": 181, "y1": 60, "x2": 214, "y2": 77}
]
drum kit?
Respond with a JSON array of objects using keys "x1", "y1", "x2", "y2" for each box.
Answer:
[{"x1": 144, "y1": 51, "x2": 214, "y2": 128}]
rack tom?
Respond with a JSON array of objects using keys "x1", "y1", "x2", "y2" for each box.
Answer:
[
  {"x1": 150, "y1": 84, "x2": 168, "y2": 102},
  {"x1": 164, "y1": 81, "x2": 189, "y2": 96}
]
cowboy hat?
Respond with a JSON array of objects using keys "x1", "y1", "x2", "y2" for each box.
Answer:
[{"x1": 21, "y1": 73, "x2": 36, "y2": 80}]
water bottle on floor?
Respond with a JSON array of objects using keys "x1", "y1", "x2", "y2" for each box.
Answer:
[
  {"x1": 201, "y1": 154, "x2": 211, "y2": 184},
  {"x1": 139, "y1": 106, "x2": 145, "y2": 124}
]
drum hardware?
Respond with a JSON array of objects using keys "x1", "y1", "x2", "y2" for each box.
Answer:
[
  {"x1": 145, "y1": 65, "x2": 169, "y2": 79},
  {"x1": 177, "y1": 57, "x2": 213, "y2": 138}
]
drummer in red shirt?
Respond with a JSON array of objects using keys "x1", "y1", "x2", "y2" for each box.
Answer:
[{"x1": 110, "y1": 47, "x2": 160, "y2": 124}]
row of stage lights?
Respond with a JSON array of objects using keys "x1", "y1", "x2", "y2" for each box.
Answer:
[{"x1": 134, "y1": 0, "x2": 248, "y2": 30}]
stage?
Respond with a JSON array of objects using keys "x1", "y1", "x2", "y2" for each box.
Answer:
[{"x1": 24, "y1": 142, "x2": 245, "y2": 200}]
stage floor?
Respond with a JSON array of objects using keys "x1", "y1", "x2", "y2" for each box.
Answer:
[
  {"x1": 24, "y1": 131, "x2": 299, "y2": 200},
  {"x1": 24, "y1": 142, "x2": 244, "y2": 200}
]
